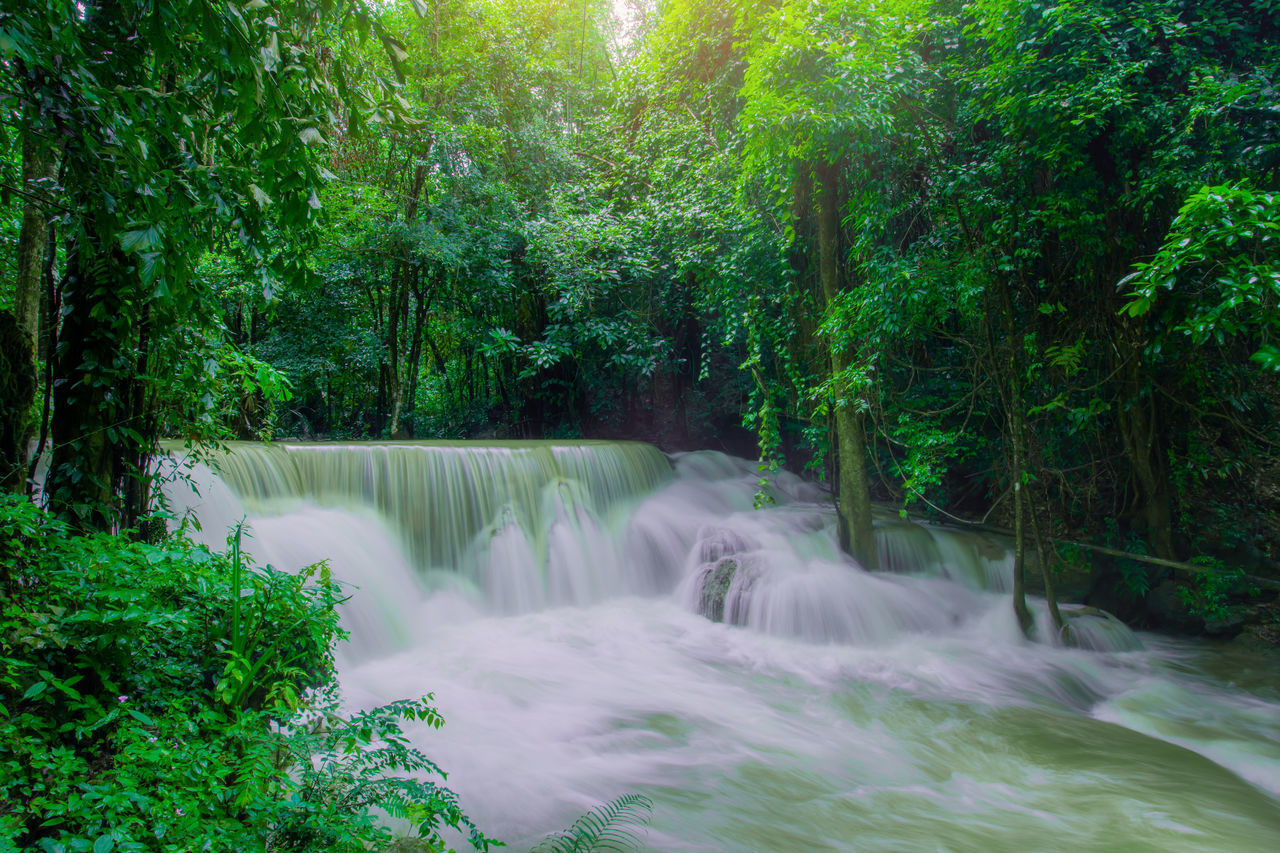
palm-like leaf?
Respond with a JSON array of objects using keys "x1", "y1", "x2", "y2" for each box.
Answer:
[{"x1": 532, "y1": 794, "x2": 654, "y2": 853}]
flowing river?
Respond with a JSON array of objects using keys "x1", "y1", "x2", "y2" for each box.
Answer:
[{"x1": 167, "y1": 441, "x2": 1280, "y2": 851}]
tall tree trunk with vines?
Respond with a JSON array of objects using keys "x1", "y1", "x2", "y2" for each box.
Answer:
[
  {"x1": 388, "y1": 164, "x2": 428, "y2": 439},
  {"x1": 46, "y1": 234, "x2": 129, "y2": 530},
  {"x1": 816, "y1": 161, "x2": 878, "y2": 570},
  {"x1": 994, "y1": 276, "x2": 1034, "y2": 635},
  {"x1": 1115, "y1": 336, "x2": 1176, "y2": 560},
  {"x1": 2, "y1": 125, "x2": 60, "y2": 492}
]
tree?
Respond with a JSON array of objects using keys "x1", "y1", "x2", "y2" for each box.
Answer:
[
  {"x1": 736, "y1": 0, "x2": 944, "y2": 568},
  {"x1": 957, "y1": 0, "x2": 1280, "y2": 565},
  {"x1": 1, "y1": 0, "x2": 413, "y2": 528}
]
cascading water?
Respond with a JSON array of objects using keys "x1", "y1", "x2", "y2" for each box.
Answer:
[{"x1": 166, "y1": 441, "x2": 1280, "y2": 851}]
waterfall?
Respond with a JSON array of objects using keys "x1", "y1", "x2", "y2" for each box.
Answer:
[
  {"x1": 164, "y1": 442, "x2": 1280, "y2": 852},
  {"x1": 165, "y1": 440, "x2": 1127, "y2": 649},
  {"x1": 206, "y1": 440, "x2": 670, "y2": 571},
  {"x1": 163, "y1": 440, "x2": 676, "y2": 643}
]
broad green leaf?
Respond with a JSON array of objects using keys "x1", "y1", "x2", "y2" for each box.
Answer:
[
  {"x1": 127, "y1": 709, "x2": 156, "y2": 726},
  {"x1": 120, "y1": 226, "x2": 160, "y2": 253},
  {"x1": 248, "y1": 184, "x2": 272, "y2": 208}
]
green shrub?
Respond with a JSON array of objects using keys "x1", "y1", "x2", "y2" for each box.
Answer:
[
  {"x1": 0, "y1": 494, "x2": 492, "y2": 852},
  {"x1": 1177, "y1": 557, "x2": 1259, "y2": 624}
]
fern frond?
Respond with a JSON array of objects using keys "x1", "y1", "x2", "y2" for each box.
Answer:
[{"x1": 533, "y1": 794, "x2": 653, "y2": 853}]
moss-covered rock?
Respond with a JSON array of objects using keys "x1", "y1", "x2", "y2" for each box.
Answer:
[
  {"x1": 693, "y1": 556, "x2": 762, "y2": 626},
  {"x1": 696, "y1": 557, "x2": 739, "y2": 623}
]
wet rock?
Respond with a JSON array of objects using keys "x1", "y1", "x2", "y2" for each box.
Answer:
[
  {"x1": 971, "y1": 532, "x2": 1013, "y2": 562},
  {"x1": 1059, "y1": 605, "x2": 1144, "y2": 652},
  {"x1": 693, "y1": 556, "x2": 759, "y2": 625},
  {"x1": 1237, "y1": 597, "x2": 1280, "y2": 647},
  {"x1": 1204, "y1": 611, "x2": 1246, "y2": 638},
  {"x1": 696, "y1": 558, "x2": 738, "y2": 623},
  {"x1": 1143, "y1": 579, "x2": 1204, "y2": 633}
]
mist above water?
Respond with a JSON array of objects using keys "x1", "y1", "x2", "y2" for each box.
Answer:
[{"x1": 166, "y1": 441, "x2": 1280, "y2": 851}]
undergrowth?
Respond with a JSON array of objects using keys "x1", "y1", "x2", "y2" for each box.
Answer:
[{"x1": 0, "y1": 493, "x2": 492, "y2": 852}]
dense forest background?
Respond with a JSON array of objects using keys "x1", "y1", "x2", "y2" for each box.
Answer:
[
  {"x1": 2, "y1": 1, "x2": 1280, "y2": 848},
  {"x1": 3, "y1": 0, "x2": 1279, "y2": 613},
  {"x1": 2, "y1": 0, "x2": 1280, "y2": 612}
]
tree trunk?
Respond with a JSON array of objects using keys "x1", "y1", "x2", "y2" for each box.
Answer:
[
  {"x1": 1116, "y1": 345, "x2": 1175, "y2": 560},
  {"x1": 46, "y1": 237, "x2": 125, "y2": 530},
  {"x1": 388, "y1": 164, "x2": 428, "y2": 438},
  {"x1": 402, "y1": 270, "x2": 430, "y2": 437},
  {"x1": 14, "y1": 132, "x2": 59, "y2": 354},
  {"x1": 1, "y1": 131, "x2": 60, "y2": 491},
  {"x1": 386, "y1": 276, "x2": 405, "y2": 436},
  {"x1": 1029, "y1": 489, "x2": 1065, "y2": 636},
  {"x1": 816, "y1": 162, "x2": 878, "y2": 570},
  {"x1": 1009, "y1": 401, "x2": 1034, "y2": 636},
  {"x1": 990, "y1": 273, "x2": 1035, "y2": 636}
]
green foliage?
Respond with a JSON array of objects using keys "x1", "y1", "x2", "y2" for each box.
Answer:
[
  {"x1": 1123, "y1": 184, "x2": 1280, "y2": 359},
  {"x1": 0, "y1": 0, "x2": 430, "y2": 527},
  {"x1": 4, "y1": 0, "x2": 1279, "y2": 632},
  {"x1": 1097, "y1": 518, "x2": 1153, "y2": 600},
  {"x1": 532, "y1": 794, "x2": 653, "y2": 853},
  {"x1": 1116, "y1": 561, "x2": 1153, "y2": 601},
  {"x1": 1177, "y1": 557, "x2": 1259, "y2": 624},
  {"x1": 0, "y1": 494, "x2": 491, "y2": 852},
  {"x1": 270, "y1": 694, "x2": 492, "y2": 853}
]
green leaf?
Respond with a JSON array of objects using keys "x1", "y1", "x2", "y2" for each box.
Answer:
[
  {"x1": 248, "y1": 184, "x2": 272, "y2": 208},
  {"x1": 120, "y1": 226, "x2": 161, "y2": 253},
  {"x1": 93, "y1": 835, "x2": 114, "y2": 853},
  {"x1": 127, "y1": 709, "x2": 156, "y2": 726},
  {"x1": 1251, "y1": 344, "x2": 1280, "y2": 371}
]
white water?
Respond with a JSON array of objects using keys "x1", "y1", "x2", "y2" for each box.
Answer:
[{"x1": 166, "y1": 443, "x2": 1280, "y2": 851}]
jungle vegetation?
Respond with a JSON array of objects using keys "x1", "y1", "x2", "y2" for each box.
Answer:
[{"x1": 1, "y1": 0, "x2": 1278, "y2": 848}]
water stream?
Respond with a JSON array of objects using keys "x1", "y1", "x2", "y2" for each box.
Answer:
[{"x1": 166, "y1": 441, "x2": 1280, "y2": 851}]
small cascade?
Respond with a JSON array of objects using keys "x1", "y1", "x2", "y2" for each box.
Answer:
[
  {"x1": 684, "y1": 551, "x2": 968, "y2": 644},
  {"x1": 167, "y1": 438, "x2": 670, "y2": 617},
  {"x1": 157, "y1": 456, "x2": 425, "y2": 662},
  {"x1": 203, "y1": 440, "x2": 671, "y2": 574},
  {"x1": 478, "y1": 517, "x2": 545, "y2": 615},
  {"x1": 544, "y1": 486, "x2": 615, "y2": 606},
  {"x1": 681, "y1": 512, "x2": 974, "y2": 645},
  {"x1": 875, "y1": 517, "x2": 1014, "y2": 592},
  {"x1": 248, "y1": 509, "x2": 423, "y2": 660},
  {"x1": 1056, "y1": 604, "x2": 1145, "y2": 652}
]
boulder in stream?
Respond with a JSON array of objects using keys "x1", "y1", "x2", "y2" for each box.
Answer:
[
  {"x1": 693, "y1": 556, "x2": 760, "y2": 625},
  {"x1": 1059, "y1": 605, "x2": 1144, "y2": 652}
]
